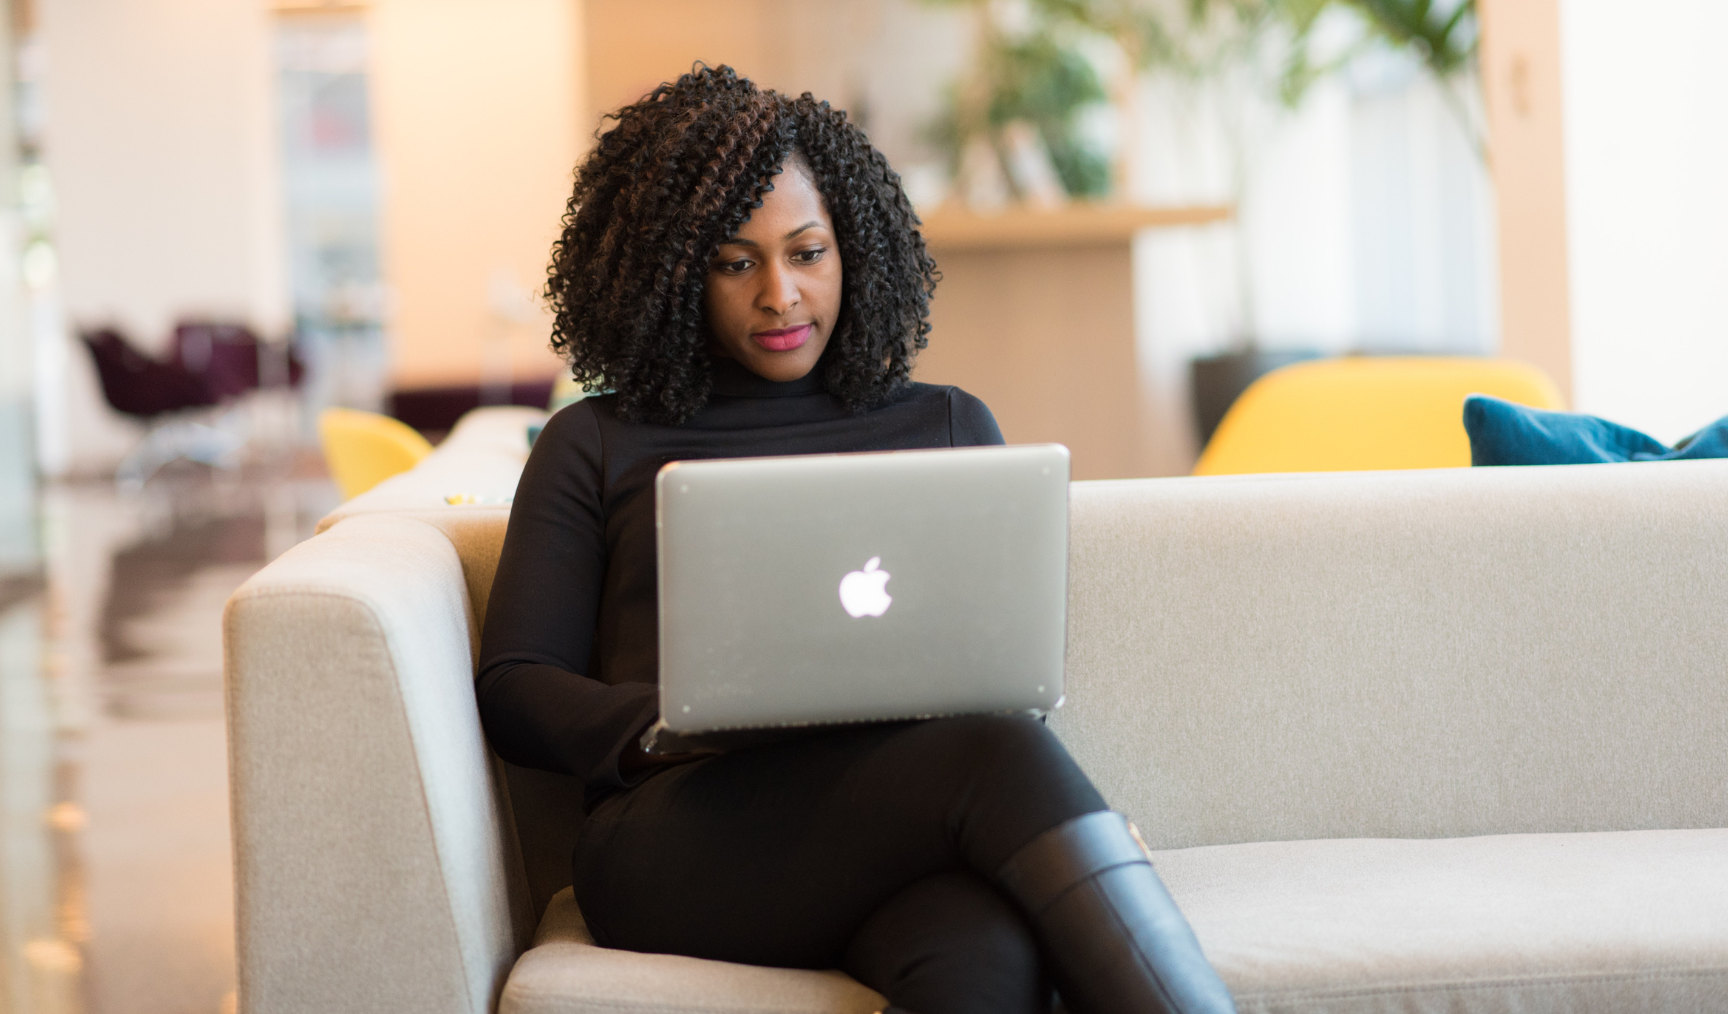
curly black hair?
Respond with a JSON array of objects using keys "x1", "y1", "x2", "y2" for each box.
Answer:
[{"x1": 545, "y1": 65, "x2": 938, "y2": 425}]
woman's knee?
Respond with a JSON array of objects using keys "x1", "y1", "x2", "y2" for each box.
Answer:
[
  {"x1": 833, "y1": 715, "x2": 1108, "y2": 884},
  {"x1": 906, "y1": 715, "x2": 1107, "y2": 840},
  {"x1": 843, "y1": 871, "x2": 1049, "y2": 1014},
  {"x1": 894, "y1": 714, "x2": 1070, "y2": 778}
]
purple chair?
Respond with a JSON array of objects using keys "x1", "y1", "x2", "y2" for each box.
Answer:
[
  {"x1": 170, "y1": 322, "x2": 305, "y2": 400},
  {"x1": 81, "y1": 327, "x2": 246, "y2": 486},
  {"x1": 82, "y1": 328, "x2": 217, "y2": 418}
]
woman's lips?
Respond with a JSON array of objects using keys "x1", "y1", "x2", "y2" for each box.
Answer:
[{"x1": 751, "y1": 323, "x2": 813, "y2": 352}]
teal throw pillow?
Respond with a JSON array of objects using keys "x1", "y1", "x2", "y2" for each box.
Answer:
[{"x1": 1464, "y1": 395, "x2": 1728, "y2": 466}]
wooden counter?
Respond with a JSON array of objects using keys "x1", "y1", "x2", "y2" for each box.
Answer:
[
  {"x1": 912, "y1": 202, "x2": 1233, "y2": 480},
  {"x1": 918, "y1": 202, "x2": 1231, "y2": 252}
]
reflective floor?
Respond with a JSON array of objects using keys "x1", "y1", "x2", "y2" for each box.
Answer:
[{"x1": 2, "y1": 462, "x2": 337, "y2": 1014}]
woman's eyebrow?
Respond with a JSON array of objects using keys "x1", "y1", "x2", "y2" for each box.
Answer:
[{"x1": 718, "y1": 221, "x2": 824, "y2": 249}]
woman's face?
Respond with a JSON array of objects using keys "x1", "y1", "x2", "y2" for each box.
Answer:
[{"x1": 704, "y1": 158, "x2": 842, "y2": 382}]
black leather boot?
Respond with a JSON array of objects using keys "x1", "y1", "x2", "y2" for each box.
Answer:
[{"x1": 997, "y1": 811, "x2": 1236, "y2": 1014}]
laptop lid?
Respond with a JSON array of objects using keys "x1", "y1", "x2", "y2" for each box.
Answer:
[{"x1": 655, "y1": 443, "x2": 1069, "y2": 735}]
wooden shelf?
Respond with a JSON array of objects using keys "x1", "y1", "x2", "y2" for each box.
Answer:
[
  {"x1": 918, "y1": 202, "x2": 1233, "y2": 252},
  {"x1": 271, "y1": 0, "x2": 368, "y2": 14}
]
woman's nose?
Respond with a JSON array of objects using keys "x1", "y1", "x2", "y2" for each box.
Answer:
[{"x1": 757, "y1": 261, "x2": 800, "y2": 315}]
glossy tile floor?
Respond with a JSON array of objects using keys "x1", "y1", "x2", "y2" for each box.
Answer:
[{"x1": 2, "y1": 462, "x2": 337, "y2": 1014}]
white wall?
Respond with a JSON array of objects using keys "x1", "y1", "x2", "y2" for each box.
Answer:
[
  {"x1": 583, "y1": 0, "x2": 970, "y2": 176},
  {"x1": 42, "y1": 0, "x2": 285, "y2": 343},
  {"x1": 1560, "y1": 0, "x2": 1728, "y2": 443},
  {"x1": 1241, "y1": 78, "x2": 1360, "y2": 352},
  {"x1": 368, "y1": 0, "x2": 580, "y2": 390},
  {"x1": 37, "y1": 0, "x2": 285, "y2": 474},
  {"x1": 1348, "y1": 59, "x2": 1498, "y2": 354}
]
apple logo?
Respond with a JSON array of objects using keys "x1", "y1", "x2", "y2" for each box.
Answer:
[{"x1": 838, "y1": 556, "x2": 892, "y2": 618}]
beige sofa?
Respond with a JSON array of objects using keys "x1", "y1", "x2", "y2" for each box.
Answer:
[{"x1": 225, "y1": 407, "x2": 1728, "y2": 1014}]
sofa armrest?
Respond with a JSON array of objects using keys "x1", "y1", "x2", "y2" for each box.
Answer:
[{"x1": 225, "y1": 513, "x2": 532, "y2": 1014}]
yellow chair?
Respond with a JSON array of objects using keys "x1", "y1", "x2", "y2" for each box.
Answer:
[
  {"x1": 318, "y1": 407, "x2": 435, "y2": 500},
  {"x1": 1193, "y1": 356, "x2": 1564, "y2": 476}
]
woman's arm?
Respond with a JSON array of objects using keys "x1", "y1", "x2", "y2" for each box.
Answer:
[{"x1": 476, "y1": 403, "x2": 659, "y2": 792}]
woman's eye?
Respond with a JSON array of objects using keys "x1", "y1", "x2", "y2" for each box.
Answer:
[
  {"x1": 716, "y1": 258, "x2": 753, "y2": 274},
  {"x1": 792, "y1": 247, "x2": 826, "y2": 265}
]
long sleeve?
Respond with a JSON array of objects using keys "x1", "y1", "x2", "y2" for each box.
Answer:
[{"x1": 476, "y1": 403, "x2": 658, "y2": 793}]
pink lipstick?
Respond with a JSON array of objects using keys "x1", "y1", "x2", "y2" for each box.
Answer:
[{"x1": 752, "y1": 323, "x2": 813, "y2": 352}]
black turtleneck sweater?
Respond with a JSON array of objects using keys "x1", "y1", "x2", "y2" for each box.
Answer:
[{"x1": 476, "y1": 359, "x2": 1005, "y2": 805}]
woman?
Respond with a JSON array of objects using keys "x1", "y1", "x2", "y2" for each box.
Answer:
[{"x1": 478, "y1": 66, "x2": 1235, "y2": 1014}]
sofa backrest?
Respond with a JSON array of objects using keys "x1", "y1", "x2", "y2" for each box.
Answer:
[
  {"x1": 399, "y1": 454, "x2": 1728, "y2": 865},
  {"x1": 1056, "y1": 458, "x2": 1728, "y2": 849}
]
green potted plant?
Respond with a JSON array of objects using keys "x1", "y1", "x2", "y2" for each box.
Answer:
[{"x1": 924, "y1": 3, "x2": 1117, "y2": 206}]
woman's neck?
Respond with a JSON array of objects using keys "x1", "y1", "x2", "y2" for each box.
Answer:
[{"x1": 709, "y1": 355, "x2": 826, "y2": 398}]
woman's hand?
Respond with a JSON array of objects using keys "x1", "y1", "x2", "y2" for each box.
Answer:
[{"x1": 618, "y1": 732, "x2": 702, "y2": 779}]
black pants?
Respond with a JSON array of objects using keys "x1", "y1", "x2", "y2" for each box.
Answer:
[{"x1": 573, "y1": 714, "x2": 1108, "y2": 1014}]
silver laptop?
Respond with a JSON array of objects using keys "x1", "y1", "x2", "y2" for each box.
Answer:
[{"x1": 648, "y1": 444, "x2": 1069, "y2": 750}]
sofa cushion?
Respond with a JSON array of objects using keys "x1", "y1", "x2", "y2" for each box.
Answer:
[
  {"x1": 500, "y1": 889, "x2": 885, "y2": 1014},
  {"x1": 1158, "y1": 827, "x2": 1728, "y2": 1013},
  {"x1": 503, "y1": 830, "x2": 1727, "y2": 1014}
]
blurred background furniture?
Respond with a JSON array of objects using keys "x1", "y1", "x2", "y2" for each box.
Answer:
[
  {"x1": 171, "y1": 321, "x2": 305, "y2": 399},
  {"x1": 226, "y1": 424, "x2": 1728, "y2": 1013},
  {"x1": 313, "y1": 406, "x2": 544, "y2": 524},
  {"x1": 388, "y1": 380, "x2": 559, "y2": 441},
  {"x1": 83, "y1": 326, "x2": 238, "y2": 487},
  {"x1": 1188, "y1": 349, "x2": 1323, "y2": 448},
  {"x1": 83, "y1": 327, "x2": 217, "y2": 417},
  {"x1": 317, "y1": 408, "x2": 434, "y2": 501},
  {"x1": 83, "y1": 322, "x2": 308, "y2": 486},
  {"x1": 1193, "y1": 356, "x2": 1565, "y2": 476}
]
